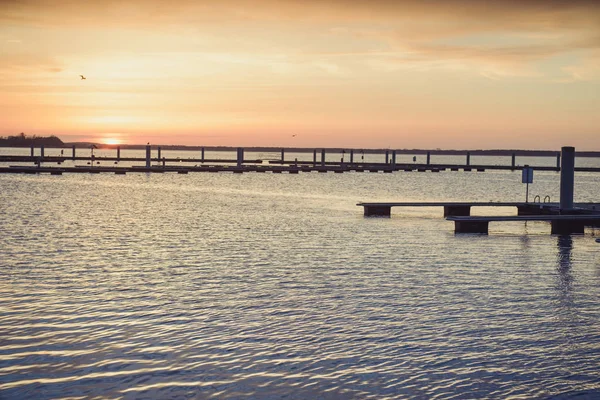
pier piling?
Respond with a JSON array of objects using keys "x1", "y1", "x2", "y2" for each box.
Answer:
[
  {"x1": 426, "y1": 152, "x2": 431, "y2": 165},
  {"x1": 72, "y1": 145, "x2": 76, "y2": 160},
  {"x1": 321, "y1": 149, "x2": 326, "y2": 166},
  {"x1": 237, "y1": 148, "x2": 244, "y2": 167},
  {"x1": 466, "y1": 152, "x2": 471, "y2": 166},
  {"x1": 560, "y1": 146, "x2": 575, "y2": 210},
  {"x1": 145, "y1": 144, "x2": 151, "y2": 168}
]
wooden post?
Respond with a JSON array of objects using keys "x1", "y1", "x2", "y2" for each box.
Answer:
[
  {"x1": 237, "y1": 148, "x2": 244, "y2": 167},
  {"x1": 117, "y1": 147, "x2": 120, "y2": 161},
  {"x1": 426, "y1": 151, "x2": 431, "y2": 165},
  {"x1": 511, "y1": 153, "x2": 516, "y2": 169},
  {"x1": 466, "y1": 152, "x2": 471, "y2": 166},
  {"x1": 281, "y1": 148, "x2": 285, "y2": 163},
  {"x1": 72, "y1": 145, "x2": 76, "y2": 160},
  {"x1": 556, "y1": 152, "x2": 561, "y2": 170},
  {"x1": 40, "y1": 145, "x2": 44, "y2": 159},
  {"x1": 145, "y1": 144, "x2": 151, "y2": 168},
  {"x1": 313, "y1": 149, "x2": 317, "y2": 166},
  {"x1": 201, "y1": 147, "x2": 205, "y2": 162},
  {"x1": 321, "y1": 149, "x2": 326, "y2": 166},
  {"x1": 350, "y1": 149, "x2": 354, "y2": 164},
  {"x1": 560, "y1": 146, "x2": 575, "y2": 210},
  {"x1": 30, "y1": 146, "x2": 34, "y2": 157},
  {"x1": 385, "y1": 150, "x2": 389, "y2": 164}
]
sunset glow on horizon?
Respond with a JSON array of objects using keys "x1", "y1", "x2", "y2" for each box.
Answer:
[{"x1": 1, "y1": 0, "x2": 599, "y2": 149}]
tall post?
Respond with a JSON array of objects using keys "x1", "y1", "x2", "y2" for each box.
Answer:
[
  {"x1": 281, "y1": 148, "x2": 285, "y2": 164},
  {"x1": 313, "y1": 149, "x2": 317, "y2": 166},
  {"x1": 350, "y1": 149, "x2": 354, "y2": 164},
  {"x1": 556, "y1": 152, "x2": 561, "y2": 170},
  {"x1": 72, "y1": 145, "x2": 76, "y2": 160},
  {"x1": 30, "y1": 146, "x2": 34, "y2": 157},
  {"x1": 560, "y1": 146, "x2": 575, "y2": 211},
  {"x1": 466, "y1": 152, "x2": 471, "y2": 166},
  {"x1": 40, "y1": 145, "x2": 45, "y2": 159},
  {"x1": 511, "y1": 153, "x2": 516, "y2": 169},
  {"x1": 392, "y1": 150, "x2": 396, "y2": 167},
  {"x1": 426, "y1": 151, "x2": 431, "y2": 165},
  {"x1": 385, "y1": 150, "x2": 389, "y2": 164},
  {"x1": 201, "y1": 147, "x2": 205, "y2": 162},
  {"x1": 237, "y1": 147, "x2": 244, "y2": 167},
  {"x1": 321, "y1": 149, "x2": 326, "y2": 166},
  {"x1": 117, "y1": 147, "x2": 121, "y2": 161},
  {"x1": 157, "y1": 147, "x2": 162, "y2": 161},
  {"x1": 145, "y1": 144, "x2": 151, "y2": 168}
]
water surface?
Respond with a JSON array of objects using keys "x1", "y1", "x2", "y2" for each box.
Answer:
[{"x1": 1, "y1": 170, "x2": 599, "y2": 399}]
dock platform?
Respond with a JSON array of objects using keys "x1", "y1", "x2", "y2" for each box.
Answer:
[{"x1": 447, "y1": 215, "x2": 600, "y2": 234}]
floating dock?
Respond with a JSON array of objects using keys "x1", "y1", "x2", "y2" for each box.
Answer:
[{"x1": 357, "y1": 147, "x2": 600, "y2": 235}]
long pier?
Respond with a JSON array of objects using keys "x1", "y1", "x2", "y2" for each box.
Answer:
[
  {"x1": 2, "y1": 160, "x2": 600, "y2": 174},
  {"x1": 2, "y1": 144, "x2": 600, "y2": 174}
]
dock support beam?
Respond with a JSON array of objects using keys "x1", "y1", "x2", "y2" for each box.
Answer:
[
  {"x1": 201, "y1": 147, "x2": 205, "y2": 162},
  {"x1": 444, "y1": 205, "x2": 471, "y2": 217},
  {"x1": 117, "y1": 147, "x2": 121, "y2": 161},
  {"x1": 551, "y1": 220, "x2": 584, "y2": 235},
  {"x1": 157, "y1": 147, "x2": 162, "y2": 161},
  {"x1": 237, "y1": 148, "x2": 244, "y2": 167},
  {"x1": 350, "y1": 150, "x2": 354, "y2": 164},
  {"x1": 426, "y1": 151, "x2": 431, "y2": 165},
  {"x1": 392, "y1": 151, "x2": 396, "y2": 167},
  {"x1": 281, "y1": 148, "x2": 285, "y2": 163},
  {"x1": 40, "y1": 146, "x2": 44, "y2": 159},
  {"x1": 466, "y1": 152, "x2": 471, "y2": 166},
  {"x1": 72, "y1": 145, "x2": 76, "y2": 160},
  {"x1": 511, "y1": 153, "x2": 516, "y2": 169},
  {"x1": 363, "y1": 205, "x2": 391, "y2": 217},
  {"x1": 321, "y1": 149, "x2": 326, "y2": 166},
  {"x1": 556, "y1": 152, "x2": 561, "y2": 170},
  {"x1": 560, "y1": 146, "x2": 575, "y2": 211},
  {"x1": 385, "y1": 150, "x2": 389, "y2": 164},
  {"x1": 145, "y1": 144, "x2": 151, "y2": 168},
  {"x1": 30, "y1": 146, "x2": 34, "y2": 157},
  {"x1": 313, "y1": 150, "x2": 317, "y2": 166},
  {"x1": 454, "y1": 220, "x2": 489, "y2": 234}
]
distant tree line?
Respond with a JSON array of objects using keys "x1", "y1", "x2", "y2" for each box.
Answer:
[{"x1": 0, "y1": 133, "x2": 64, "y2": 147}]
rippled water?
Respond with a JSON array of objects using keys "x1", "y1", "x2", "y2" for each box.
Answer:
[{"x1": 1, "y1": 170, "x2": 600, "y2": 399}]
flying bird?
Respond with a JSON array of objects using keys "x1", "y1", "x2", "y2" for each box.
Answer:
[{"x1": 80, "y1": 75, "x2": 86, "y2": 80}]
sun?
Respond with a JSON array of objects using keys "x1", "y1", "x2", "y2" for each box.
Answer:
[{"x1": 103, "y1": 138, "x2": 121, "y2": 145}]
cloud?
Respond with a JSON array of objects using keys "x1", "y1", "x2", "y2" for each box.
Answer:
[{"x1": 1, "y1": 0, "x2": 599, "y2": 80}]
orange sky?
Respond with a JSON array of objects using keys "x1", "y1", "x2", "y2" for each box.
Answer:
[{"x1": 1, "y1": 0, "x2": 599, "y2": 149}]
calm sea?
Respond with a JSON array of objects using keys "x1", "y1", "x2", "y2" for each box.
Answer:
[{"x1": 1, "y1": 151, "x2": 600, "y2": 399}]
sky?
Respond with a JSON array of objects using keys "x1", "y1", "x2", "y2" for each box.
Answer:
[{"x1": 1, "y1": 0, "x2": 599, "y2": 149}]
